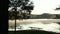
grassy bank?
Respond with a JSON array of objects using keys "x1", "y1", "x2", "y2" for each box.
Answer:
[{"x1": 8, "y1": 30, "x2": 60, "y2": 34}]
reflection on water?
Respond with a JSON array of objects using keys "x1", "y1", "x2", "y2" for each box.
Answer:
[{"x1": 8, "y1": 19, "x2": 60, "y2": 33}]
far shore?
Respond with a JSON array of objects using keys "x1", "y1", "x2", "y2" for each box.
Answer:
[{"x1": 8, "y1": 19, "x2": 60, "y2": 27}]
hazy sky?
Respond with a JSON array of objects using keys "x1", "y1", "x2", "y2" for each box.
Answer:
[{"x1": 31, "y1": 0, "x2": 60, "y2": 14}]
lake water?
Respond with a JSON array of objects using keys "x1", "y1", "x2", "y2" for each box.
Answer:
[{"x1": 8, "y1": 19, "x2": 60, "y2": 33}]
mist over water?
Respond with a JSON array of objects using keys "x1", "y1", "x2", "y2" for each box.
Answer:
[{"x1": 8, "y1": 19, "x2": 60, "y2": 33}]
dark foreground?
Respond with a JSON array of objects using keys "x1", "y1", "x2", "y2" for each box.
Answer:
[{"x1": 8, "y1": 30, "x2": 60, "y2": 34}]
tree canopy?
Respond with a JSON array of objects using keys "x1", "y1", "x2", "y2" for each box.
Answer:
[{"x1": 8, "y1": 0, "x2": 34, "y2": 19}]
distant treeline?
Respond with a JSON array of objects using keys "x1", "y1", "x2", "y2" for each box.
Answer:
[
  {"x1": 30, "y1": 13, "x2": 60, "y2": 19},
  {"x1": 8, "y1": 13, "x2": 60, "y2": 19}
]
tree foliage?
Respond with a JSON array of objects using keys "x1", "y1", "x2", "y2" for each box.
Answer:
[
  {"x1": 8, "y1": 0, "x2": 34, "y2": 19},
  {"x1": 54, "y1": 6, "x2": 60, "y2": 19}
]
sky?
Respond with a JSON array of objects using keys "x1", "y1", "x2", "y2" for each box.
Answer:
[{"x1": 30, "y1": 0, "x2": 60, "y2": 14}]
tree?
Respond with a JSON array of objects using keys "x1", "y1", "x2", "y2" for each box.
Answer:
[
  {"x1": 8, "y1": 0, "x2": 34, "y2": 19},
  {"x1": 55, "y1": 7, "x2": 60, "y2": 10},
  {"x1": 8, "y1": 0, "x2": 34, "y2": 32},
  {"x1": 54, "y1": 7, "x2": 60, "y2": 19}
]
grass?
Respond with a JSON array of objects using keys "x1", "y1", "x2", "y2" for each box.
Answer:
[{"x1": 8, "y1": 30, "x2": 60, "y2": 34}]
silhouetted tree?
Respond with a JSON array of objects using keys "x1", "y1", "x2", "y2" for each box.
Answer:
[{"x1": 8, "y1": 0, "x2": 34, "y2": 19}]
